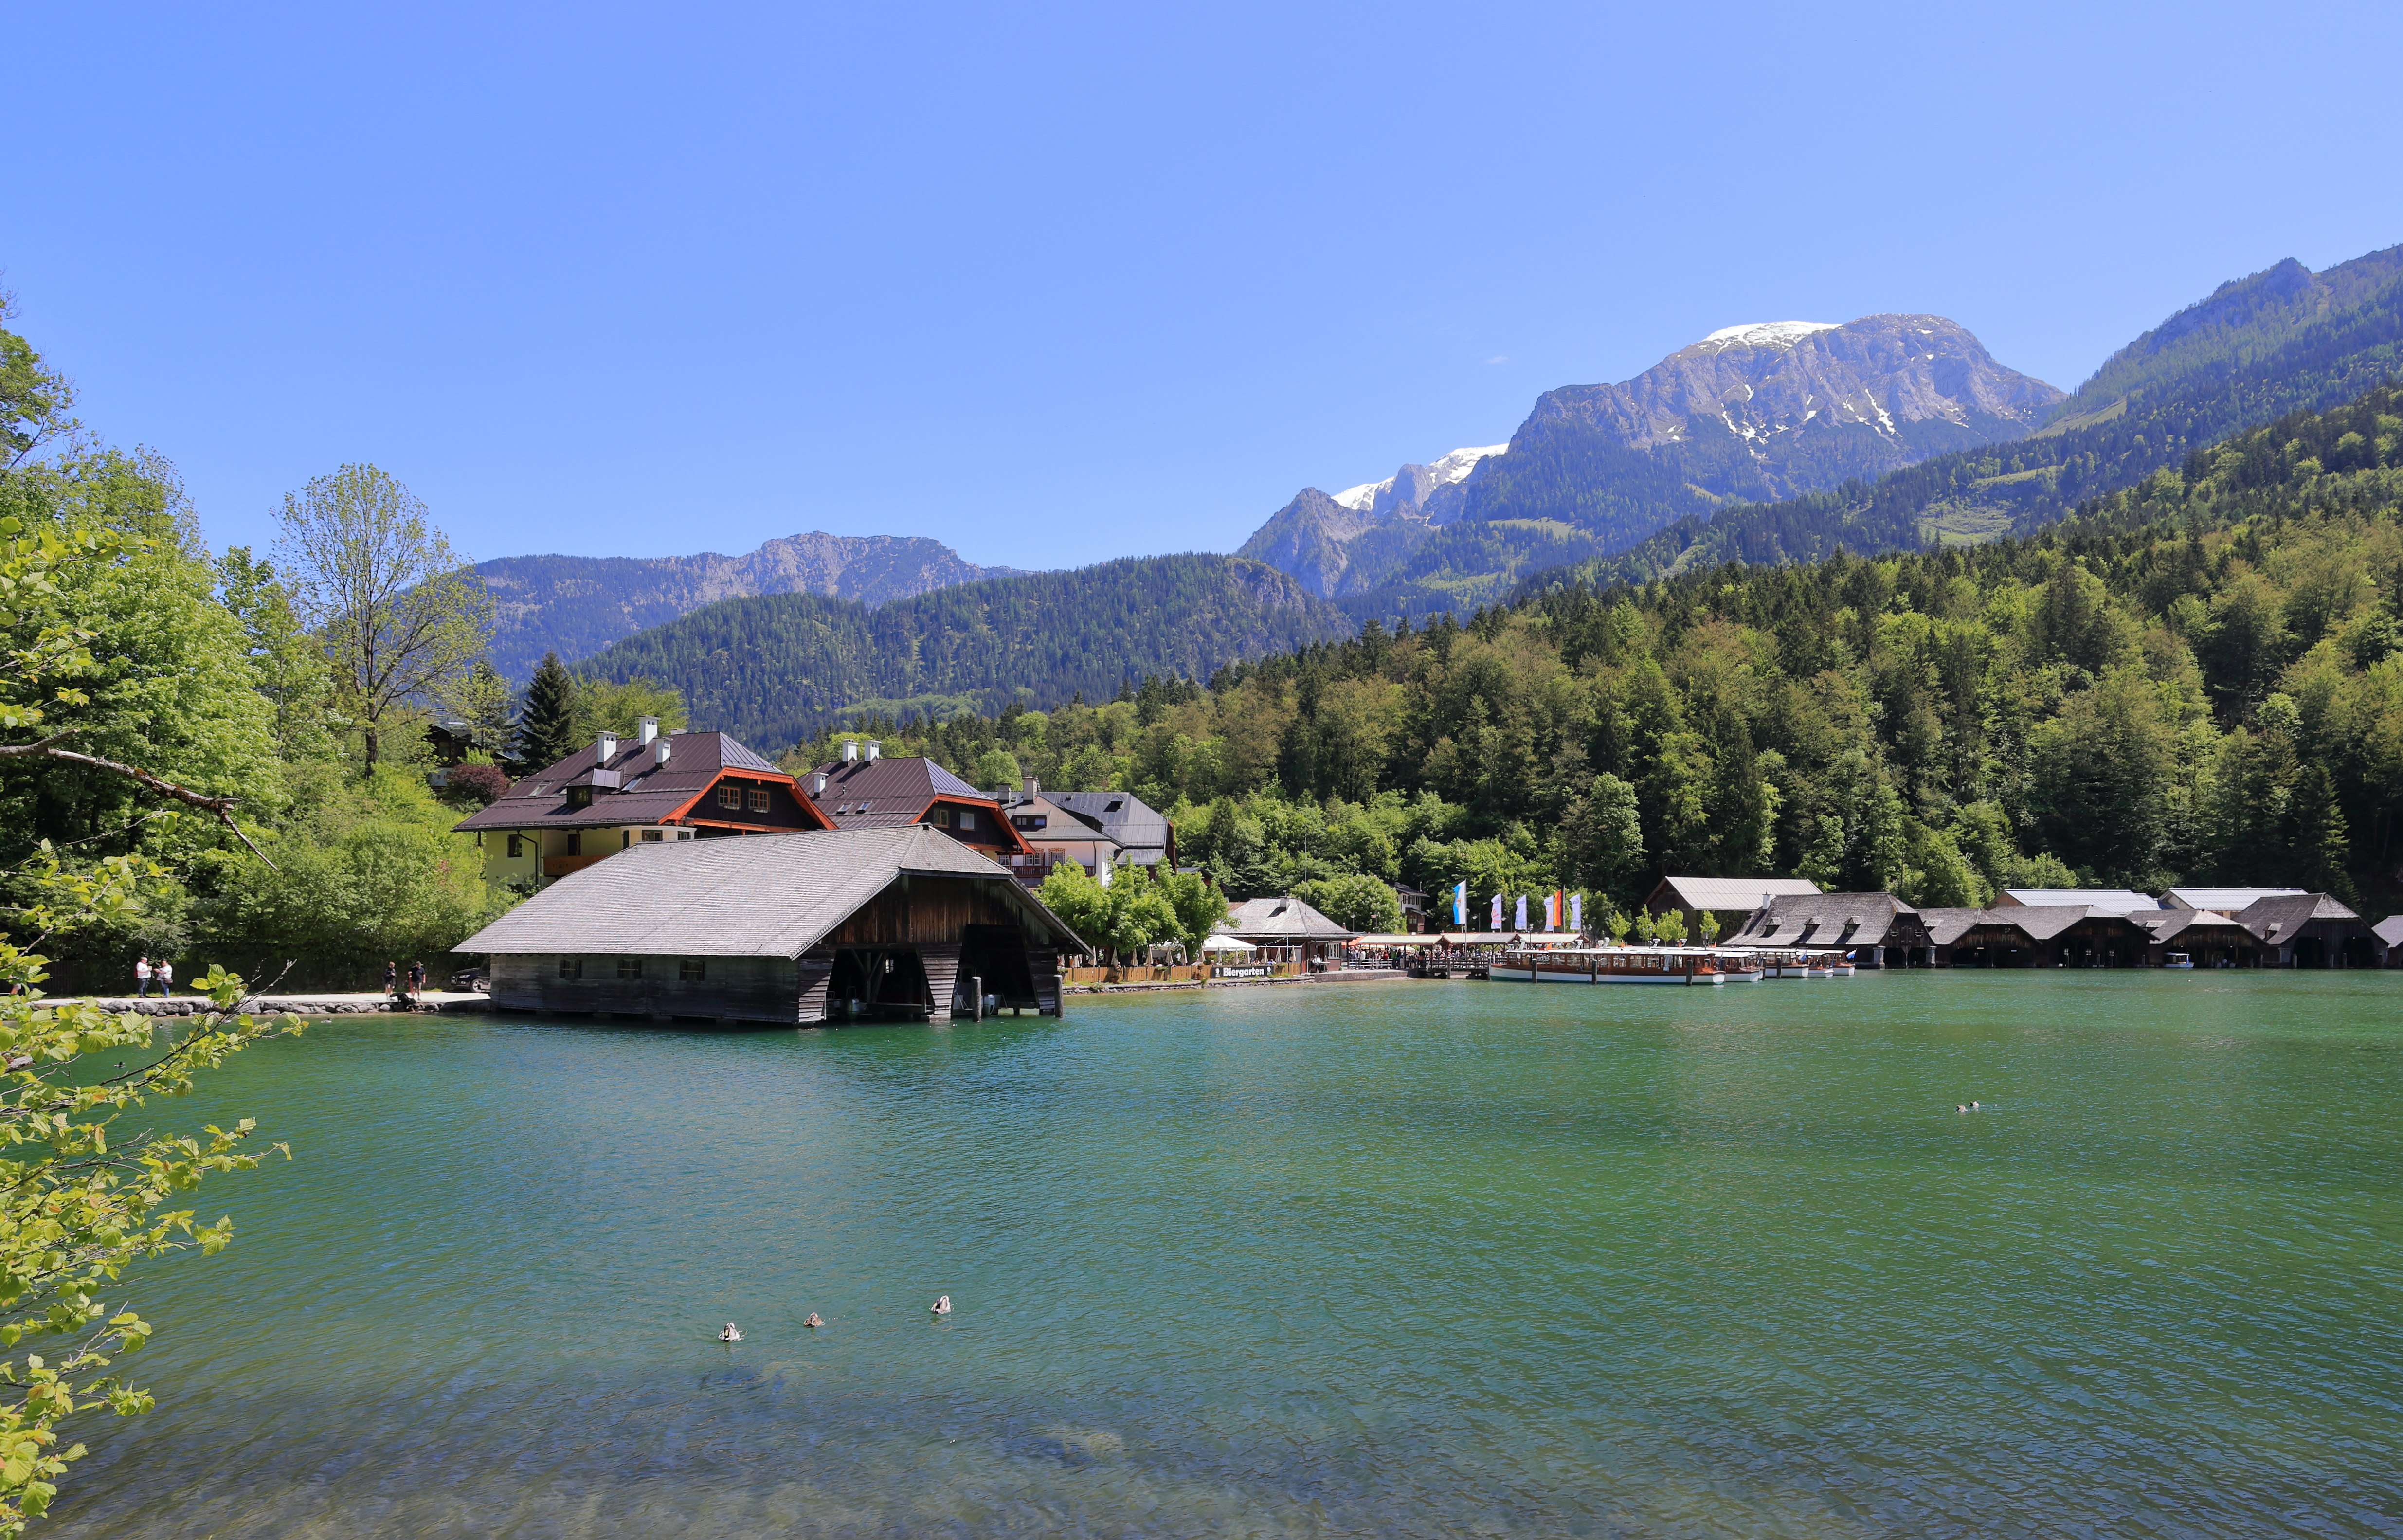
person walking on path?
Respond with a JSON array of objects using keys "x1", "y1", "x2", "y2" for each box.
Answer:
[{"x1": 135, "y1": 956, "x2": 153, "y2": 998}]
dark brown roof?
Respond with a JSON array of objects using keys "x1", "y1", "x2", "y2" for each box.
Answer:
[
  {"x1": 1916, "y1": 907, "x2": 1988, "y2": 945},
  {"x1": 2143, "y1": 910, "x2": 2262, "y2": 947},
  {"x1": 1730, "y1": 893, "x2": 1928, "y2": 949},
  {"x1": 2237, "y1": 892, "x2": 2369, "y2": 940},
  {"x1": 801, "y1": 756, "x2": 1030, "y2": 852},
  {"x1": 453, "y1": 730, "x2": 823, "y2": 833}
]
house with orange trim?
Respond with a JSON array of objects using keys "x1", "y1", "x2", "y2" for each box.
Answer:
[
  {"x1": 454, "y1": 717, "x2": 833, "y2": 889},
  {"x1": 797, "y1": 741, "x2": 1035, "y2": 869}
]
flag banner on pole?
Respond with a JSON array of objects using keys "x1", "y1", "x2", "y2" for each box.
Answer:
[
  {"x1": 1490, "y1": 893, "x2": 1503, "y2": 929},
  {"x1": 1554, "y1": 889, "x2": 1566, "y2": 933},
  {"x1": 1515, "y1": 894, "x2": 1528, "y2": 930},
  {"x1": 1571, "y1": 893, "x2": 1583, "y2": 932},
  {"x1": 1453, "y1": 881, "x2": 1467, "y2": 926}
]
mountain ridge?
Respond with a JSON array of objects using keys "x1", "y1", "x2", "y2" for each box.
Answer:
[{"x1": 1238, "y1": 311, "x2": 2060, "y2": 611}]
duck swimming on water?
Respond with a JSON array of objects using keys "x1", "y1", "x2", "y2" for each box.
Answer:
[
  {"x1": 931, "y1": 1295, "x2": 952, "y2": 1316},
  {"x1": 718, "y1": 1323, "x2": 742, "y2": 1342},
  {"x1": 804, "y1": 1313, "x2": 824, "y2": 1329}
]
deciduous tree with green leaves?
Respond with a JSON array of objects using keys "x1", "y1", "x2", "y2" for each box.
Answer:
[
  {"x1": 273, "y1": 465, "x2": 493, "y2": 774},
  {"x1": 0, "y1": 490, "x2": 296, "y2": 1534}
]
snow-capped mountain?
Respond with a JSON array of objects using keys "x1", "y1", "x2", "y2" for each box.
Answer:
[
  {"x1": 1330, "y1": 443, "x2": 1510, "y2": 519},
  {"x1": 1235, "y1": 312, "x2": 2061, "y2": 605},
  {"x1": 1237, "y1": 443, "x2": 1509, "y2": 598}
]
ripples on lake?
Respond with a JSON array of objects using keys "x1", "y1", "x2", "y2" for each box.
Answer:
[{"x1": 48, "y1": 973, "x2": 2403, "y2": 1538}]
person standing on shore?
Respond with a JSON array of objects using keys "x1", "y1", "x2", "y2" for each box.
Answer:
[
  {"x1": 155, "y1": 958, "x2": 173, "y2": 996},
  {"x1": 384, "y1": 961, "x2": 398, "y2": 1002},
  {"x1": 408, "y1": 960, "x2": 426, "y2": 1004},
  {"x1": 135, "y1": 956, "x2": 153, "y2": 998}
]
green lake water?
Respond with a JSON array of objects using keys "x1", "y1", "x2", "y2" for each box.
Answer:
[{"x1": 46, "y1": 973, "x2": 2403, "y2": 1538}]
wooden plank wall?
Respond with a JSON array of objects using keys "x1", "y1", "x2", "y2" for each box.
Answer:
[
  {"x1": 827, "y1": 876, "x2": 1024, "y2": 946},
  {"x1": 490, "y1": 954, "x2": 804, "y2": 1023}
]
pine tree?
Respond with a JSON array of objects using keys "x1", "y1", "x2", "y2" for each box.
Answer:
[{"x1": 515, "y1": 652, "x2": 582, "y2": 771}]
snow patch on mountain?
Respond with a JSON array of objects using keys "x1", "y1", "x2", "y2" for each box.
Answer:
[
  {"x1": 1331, "y1": 477, "x2": 1391, "y2": 512},
  {"x1": 1331, "y1": 443, "x2": 1507, "y2": 511},
  {"x1": 1698, "y1": 320, "x2": 1841, "y2": 351}
]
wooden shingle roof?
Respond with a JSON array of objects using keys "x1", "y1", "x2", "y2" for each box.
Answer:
[{"x1": 451, "y1": 826, "x2": 1085, "y2": 958}]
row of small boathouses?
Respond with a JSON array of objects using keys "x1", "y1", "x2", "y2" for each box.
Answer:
[{"x1": 1716, "y1": 888, "x2": 2390, "y2": 969}]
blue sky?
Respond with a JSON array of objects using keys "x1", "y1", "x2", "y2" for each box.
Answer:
[{"x1": 8, "y1": 1, "x2": 2401, "y2": 570}]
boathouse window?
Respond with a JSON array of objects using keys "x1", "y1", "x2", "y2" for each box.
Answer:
[
  {"x1": 717, "y1": 785, "x2": 741, "y2": 810},
  {"x1": 748, "y1": 787, "x2": 770, "y2": 812},
  {"x1": 507, "y1": 834, "x2": 525, "y2": 858},
  {"x1": 557, "y1": 957, "x2": 581, "y2": 980},
  {"x1": 617, "y1": 957, "x2": 644, "y2": 980},
  {"x1": 679, "y1": 958, "x2": 707, "y2": 982}
]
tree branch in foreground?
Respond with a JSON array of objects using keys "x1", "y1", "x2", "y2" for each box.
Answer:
[{"x1": 0, "y1": 732, "x2": 277, "y2": 869}]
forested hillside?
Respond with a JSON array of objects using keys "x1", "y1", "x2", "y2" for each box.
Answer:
[
  {"x1": 1568, "y1": 244, "x2": 2403, "y2": 591},
  {"x1": 477, "y1": 531, "x2": 1020, "y2": 680},
  {"x1": 804, "y1": 384, "x2": 2403, "y2": 921},
  {"x1": 580, "y1": 554, "x2": 1356, "y2": 748}
]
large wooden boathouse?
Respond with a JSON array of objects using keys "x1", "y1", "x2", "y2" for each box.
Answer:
[{"x1": 453, "y1": 826, "x2": 1089, "y2": 1024}]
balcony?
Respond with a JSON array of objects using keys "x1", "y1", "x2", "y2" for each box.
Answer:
[{"x1": 542, "y1": 853, "x2": 613, "y2": 880}]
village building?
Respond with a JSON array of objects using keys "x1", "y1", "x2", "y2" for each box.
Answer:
[
  {"x1": 2138, "y1": 907, "x2": 2266, "y2": 968},
  {"x1": 453, "y1": 720, "x2": 831, "y2": 889},
  {"x1": 800, "y1": 743, "x2": 1034, "y2": 867},
  {"x1": 2162, "y1": 887, "x2": 2308, "y2": 917},
  {"x1": 1727, "y1": 893, "x2": 1933, "y2": 966},
  {"x1": 1218, "y1": 895, "x2": 1356, "y2": 969},
  {"x1": 2235, "y1": 893, "x2": 2387, "y2": 967},
  {"x1": 1643, "y1": 875, "x2": 1821, "y2": 938},
  {"x1": 452, "y1": 826, "x2": 1087, "y2": 1025},
  {"x1": 2374, "y1": 915, "x2": 2403, "y2": 967},
  {"x1": 994, "y1": 778, "x2": 1178, "y2": 888}
]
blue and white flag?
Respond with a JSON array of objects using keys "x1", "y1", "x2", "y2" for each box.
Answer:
[
  {"x1": 1490, "y1": 892, "x2": 1503, "y2": 929},
  {"x1": 1515, "y1": 894, "x2": 1528, "y2": 931},
  {"x1": 1453, "y1": 881, "x2": 1466, "y2": 926}
]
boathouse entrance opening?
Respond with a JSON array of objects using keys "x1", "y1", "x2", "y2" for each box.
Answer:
[
  {"x1": 827, "y1": 946, "x2": 935, "y2": 1022},
  {"x1": 955, "y1": 924, "x2": 1039, "y2": 1014}
]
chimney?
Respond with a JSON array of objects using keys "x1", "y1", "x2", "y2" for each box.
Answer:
[
  {"x1": 865, "y1": 740, "x2": 881, "y2": 761},
  {"x1": 1026, "y1": 775, "x2": 1039, "y2": 800},
  {"x1": 842, "y1": 740, "x2": 859, "y2": 762},
  {"x1": 639, "y1": 716, "x2": 659, "y2": 746},
  {"x1": 597, "y1": 731, "x2": 618, "y2": 762},
  {"x1": 654, "y1": 738, "x2": 672, "y2": 768},
  {"x1": 812, "y1": 772, "x2": 827, "y2": 795}
]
